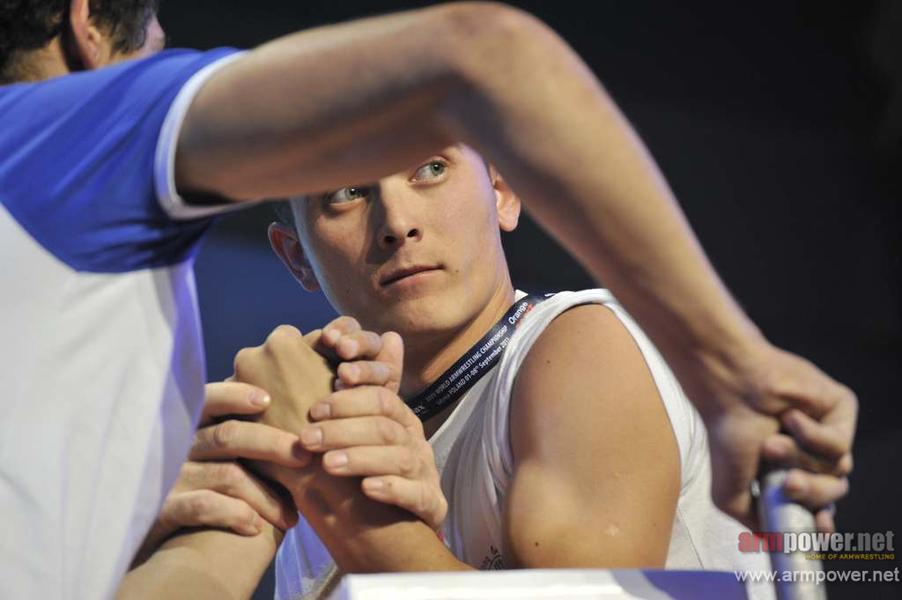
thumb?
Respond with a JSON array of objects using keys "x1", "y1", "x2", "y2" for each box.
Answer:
[{"x1": 378, "y1": 331, "x2": 404, "y2": 393}]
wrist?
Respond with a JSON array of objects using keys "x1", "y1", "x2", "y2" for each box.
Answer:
[{"x1": 676, "y1": 324, "x2": 774, "y2": 419}]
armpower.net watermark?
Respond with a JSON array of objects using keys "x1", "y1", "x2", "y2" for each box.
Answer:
[
  {"x1": 738, "y1": 530, "x2": 896, "y2": 561},
  {"x1": 735, "y1": 567, "x2": 900, "y2": 585}
]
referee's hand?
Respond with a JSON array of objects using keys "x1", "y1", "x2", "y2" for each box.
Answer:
[{"x1": 696, "y1": 341, "x2": 856, "y2": 533}]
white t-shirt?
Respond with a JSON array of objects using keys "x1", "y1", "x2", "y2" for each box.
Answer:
[
  {"x1": 276, "y1": 290, "x2": 773, "y2": 599},
  {"x1": 0, "y1": 49, "x2": 245, "y2": 599}
]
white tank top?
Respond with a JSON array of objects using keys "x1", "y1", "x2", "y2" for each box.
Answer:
[{"x1": 275, "y1": 289, "x2": 774, "y2": 599}]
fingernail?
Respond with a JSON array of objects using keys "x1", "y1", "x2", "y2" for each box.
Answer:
[
  {"x1": 324, "y1": 451, "x2": 348, "y2": 469},
  {"x1": 310, "y1": 403, "x2": 331, "y2": 420},
  {"x1": 324, "y1": 328, "x2": 340, "y2": 344},
  {"x1": 300, "y1": 427, "x2": 323, "y2": 447},
  {"x1": 362, "y1": 478, "x2": 384, "y2": 492},
  {"x1": 250, "y1": 391, "x2": 271, "y2": 407}
]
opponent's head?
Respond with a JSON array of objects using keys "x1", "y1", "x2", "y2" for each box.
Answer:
[
  {"x1": 269, "y1": 144, "x2": 521, "y2": 343},
  {"x1": 0, "y1": 0, "x2": 163, "y2": 83}
]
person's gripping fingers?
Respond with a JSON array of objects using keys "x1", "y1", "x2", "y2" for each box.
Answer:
[
  {"x1": 321, "y1": 316, "x2": 363, "y2": 348},
  {"x1": 182, "y1": 461, "x2": 298, "y2": 530},
  {"x1": 321, "y1": 445, "x2": 419, "y2": 478},
  {"x1": 201, "y1": 381, "x2": 271, "y2": 425},
  {"x1": 783, "y1": 469, "x2": 850, "y2": 510},
  {"x1": 333, "y1": 330, "x2": 383, "y2": 361},
  {"x1": 161, "y1": 489, "x2": 263, "y2": 536},
  {"x1": 781, "y1": 409, "x2": 852, "y2": 461},
  {"x1": 191, "y1": 419, "x2": 310, "y2": 467},
  {"x1": 336, "y1": 361, "x2": 393, "y2": 390},
  {"x1": 299, "y1": 415, "x2": 408, "y2": 452},
  {"x1": 376, "y1": 331, "x2": 403, "y2": 393},
  {"x1": 361, "y1": 476, "x2": 447, "y2": 532},
  {"x1": 761, "y1": 433, "x2": 852, "y2": 477},
  {"x1": 309, "y1": 387, "x2": 420, "y2": 431}
]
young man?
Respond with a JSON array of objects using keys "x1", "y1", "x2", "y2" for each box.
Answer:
[
  {"x1": 258, "y1": 145, "x2": 775, "y2": 598},
  {"x1": 0, "y1": 2, "x2": 854, "y2": 597}
]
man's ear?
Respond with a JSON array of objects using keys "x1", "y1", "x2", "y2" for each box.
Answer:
[
  {"x1": 489, "y1": 165, "x2": 521, "y2": 233},
  {"x1": 66, "y1": 0, "x2": 113, "y2": 70},
  {"x1": 268, "y1": 222, "x2": 321, "y2": 292}
]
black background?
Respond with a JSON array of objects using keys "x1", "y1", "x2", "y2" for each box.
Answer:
[{"x1": 157, "y1": 1, "x2": 902, "y2": 598}]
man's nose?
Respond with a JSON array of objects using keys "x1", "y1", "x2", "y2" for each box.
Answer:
[{"x1": 376, "y1": 187, "x2": 423, "y2": 250}]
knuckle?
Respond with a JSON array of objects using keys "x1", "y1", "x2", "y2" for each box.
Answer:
[
  {"x1": 333, "y1": 316, "x2": 360, "y2": 332},
  {"x1": 378, "y1": 419, "x2": 403, "y2": 444},
  {"x1": 267, "y1": 325, "x2": 302, "y2": 349},
  {"x1": 213, "y1": 462, "x2": 244, "y2": 488},
  {"x1": 363, "y1": 330, "x2": 381, "y2": 349},
  {"x1": 188, "y1": 491, "x2": 217, "y2": 519},
  {"x1": 212, "y1": 420, "x2": 241, "y2": 449},
  {"x1": 232, "y1": 347, "x2": 255, "y2": 377},
  {"x1": 841, "y1": 385, "x2": 858, "y2": 408},
  {"x1": 839, "y1": 454, "x2": 854, "y2": 476},
  {"x1": 398, "y1": 452, "x2": 418, "y2": 477},
  {"x1": 377, "y1": 387, "x2": 398, "y2": 416}
]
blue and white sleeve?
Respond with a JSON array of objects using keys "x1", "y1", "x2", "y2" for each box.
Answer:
[{"x1": 0, "y1": 48, "x2": 251, "y2": 273}]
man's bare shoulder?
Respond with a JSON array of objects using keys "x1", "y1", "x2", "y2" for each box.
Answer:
[{"x1": 509, "y1": 302, "x2": 678, "y2": 465}]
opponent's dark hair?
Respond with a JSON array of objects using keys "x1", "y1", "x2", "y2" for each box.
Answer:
[{"x1": 0, "y1": 0, "x2": 159, "y2": 81}]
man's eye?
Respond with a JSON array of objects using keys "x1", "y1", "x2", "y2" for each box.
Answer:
[
  {"x1": 326, "y1": 186, "x2": 368, "y2": 204},
  {"x1": 413, "y1": 160, "x2": 447, "y2": 182}
]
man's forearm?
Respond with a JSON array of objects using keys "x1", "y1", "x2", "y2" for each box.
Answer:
[{"x1": 118, "y1": 527, "x2": 281, "y2": 600}]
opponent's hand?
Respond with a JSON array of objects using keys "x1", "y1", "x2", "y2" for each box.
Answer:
[
  {"x1": 303, "y1": 318, "x2": 446, "y2": 530},
  {"x1": 132, "y1": 381, "x2": 307, "y2": 566},
  {"x1": 304, "y1": 315, "x2": 403, "y2": 393},
  {"x1": 697, "y1": 341, "x2": 857, "y2": 532},
  {"x1": 303, "y1": 333, "x2": 447, "y2": 531},
  {"x1": 234, "y1": 319, "x2": 447, "y2": 531}
]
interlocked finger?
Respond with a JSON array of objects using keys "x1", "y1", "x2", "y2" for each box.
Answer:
[
  {"x1": 761, "y1": 433, "x2": 852, "y2": 477},
  {"x1": 190, "y1": 419, "x2": 310, "y2": 468},
  {"x1": 782, "y1": 469, "x2": 850, "y2": 511},
  {"x1": 160, "y1": 489, "x2": 263, "y2": 536},
  {"x1": 176, "y1": 461, "x2": 297, "y2": 530},
  {"x1": 299, "y1": 415, "x2": 409, "y2": 452},
  {"x1": 321, "y1": 445, "x2": 421, "y2": 478}
]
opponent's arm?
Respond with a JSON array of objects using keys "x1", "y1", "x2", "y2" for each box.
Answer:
[
  {"x1": 175, "y1": 2, "x2": 855, "y2": 526},
  {"x1": 38, "y1": 0, "x2": 847, "y2": 519},
  {"x1": 503, "y1": 304, "x2": 681, "y2": 567}
]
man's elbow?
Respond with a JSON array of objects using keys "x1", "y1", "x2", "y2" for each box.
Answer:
[{"x1": 423, "y1": 2, "x2": 567, "y2": 85}]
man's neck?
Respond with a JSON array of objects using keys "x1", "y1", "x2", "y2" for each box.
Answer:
[
  {"x1": 9, "y1": 40, "x2": 71, "y2": 83},
  {"x1": 399, "y1": 282, "x2": 516, "y2": 433}
]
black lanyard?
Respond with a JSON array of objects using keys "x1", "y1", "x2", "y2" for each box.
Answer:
[{"x1": 405, "y1": 293, "x2": 550, "y2": 422}]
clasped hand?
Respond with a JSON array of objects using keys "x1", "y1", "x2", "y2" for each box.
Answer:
[{"x1": 136, "y1": 317, "x2": 445, "y2": 564}]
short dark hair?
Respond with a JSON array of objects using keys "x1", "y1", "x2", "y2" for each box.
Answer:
[{"x1": 0, "y1": 0, "x2": 159, "y2": 82}]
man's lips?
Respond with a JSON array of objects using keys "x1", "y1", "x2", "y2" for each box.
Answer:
[{"x1": 379, "y1": 265, "x2": 442, "y2": 287}]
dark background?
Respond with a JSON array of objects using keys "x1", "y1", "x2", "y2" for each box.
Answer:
[{"x1": 157, "y1": 1, "x2": 902, "y2": 598}]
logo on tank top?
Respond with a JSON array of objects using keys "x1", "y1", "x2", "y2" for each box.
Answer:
[{"x1": 479, "y1": 545, "x2": 505, "y2": 570}]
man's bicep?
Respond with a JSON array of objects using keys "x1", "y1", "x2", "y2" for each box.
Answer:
[{"x1": 503, "y1": 305, "x2": 680, "y2": 568}]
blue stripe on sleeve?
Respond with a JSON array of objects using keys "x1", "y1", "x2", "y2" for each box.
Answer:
[{"x1": 0, "y1": 48, "x2": 241, "y2": 272}]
